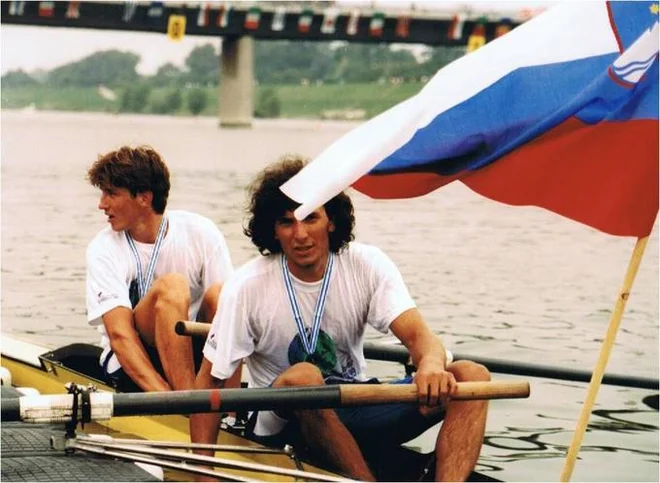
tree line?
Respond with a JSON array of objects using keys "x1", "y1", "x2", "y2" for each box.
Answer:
[{"x1": 2, "y1": 40, "x2": 464, "y2": 116}]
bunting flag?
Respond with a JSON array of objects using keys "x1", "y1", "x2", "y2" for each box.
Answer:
[
  {"x1": 321, "y1": 7, "x2": 339, "y2": 34},
  {"x1": 167, "y1": 14, "x2": 186, "y2": 41},
  {"x1": 346, "y1": 9, "x2": 360, "y2": 35},
  {"x1": 298, "y1": 8, "x2": 314, "y2": 33},
  {"x1": 369, "y1": 12, "x2": 385, "y2": 37},
  {"x1": 280, "y1": 2, "x2": 659, "y2": 239},
  {"x1": 123, "y1": 1, "x2": 138, "y2": 22},
  {"x1": 147, "y1": 1, "x2": 163, "y2": 18},
  {"x1": 395, "y1": 15, "x2": 411, "y2": 38},
  {"x1": 197, "y1": 2, "x2": 210, "y2": 27},
  {"x1": 271, "y1": 6, "x2": 286, "y2": 31},
  {"x1": 38, "y1": 1, "x2": 55, "y2": 17},
  {"x1": 447, "y1": 13, "x2": 467, "y2": 40},
  {"x1": 65, "y1": 0, "x2": 80, "y2": 19},
  {"x1": 244, "y1": 6, "x2": 261, "y2": 30},
  {"x1": 495, "y1": 18, "x2": 513, "y2": 38},
  {"x1": 217, "y1": 3, "x2": 231, "y2": 28},
  {"x1": 8, "y1": 1, "x2": 26, "y2": 16},
  {"x1": 467, "y1": 17, "x2": 487, "y2": 53}
]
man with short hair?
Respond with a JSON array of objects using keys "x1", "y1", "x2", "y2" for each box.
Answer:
[
  {"x1": 191, "y1": 155, "x2": 490, "y2": 481},
  {"x1": 86, "y1": 145, "x2": 238, "y2": 393}
]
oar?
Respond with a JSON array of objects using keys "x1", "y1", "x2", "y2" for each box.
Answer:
[
  {"x1": 2, "y1": 380, "x2": 529, "y2": 424},
  {"x1": 175, "y1": 321, "x2": 659, "y2": 391}
]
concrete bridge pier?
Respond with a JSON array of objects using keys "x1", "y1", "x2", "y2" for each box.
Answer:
[{"x1": 218, "y1": 36, "x2": 254, "y2": 128}]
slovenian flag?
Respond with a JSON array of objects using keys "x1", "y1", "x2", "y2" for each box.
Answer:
[{"x1": 280, "y1": 2, "x2": 659, "y2": 238}]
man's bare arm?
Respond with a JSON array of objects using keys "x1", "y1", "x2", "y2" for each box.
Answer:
[{"x1": 102, "y1": 307, "x2": 171, "y2": 392}]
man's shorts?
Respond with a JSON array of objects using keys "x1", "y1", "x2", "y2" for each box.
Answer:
[
  {"x1": 244, "y1": 375, "x2": 446, "y2": 478},
  {"x1": 101, "y1": 337, "x2": 206, "y2": 393}
]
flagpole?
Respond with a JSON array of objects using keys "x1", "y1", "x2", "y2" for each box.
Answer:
[{"x1": 560, "y1": 235, "x2": 650, "y2": 482}]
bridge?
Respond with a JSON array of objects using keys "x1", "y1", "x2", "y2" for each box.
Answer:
[{"x1": 1, "y1": 1, "x2": 524, "y2": 127}]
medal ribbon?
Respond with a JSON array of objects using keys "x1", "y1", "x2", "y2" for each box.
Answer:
[
  {"x1": 281, "y1": 252, "x2": 334, "y2": 355},
  {"x1": 125, "y1": 216, "x2": 168, "y2": 300}
]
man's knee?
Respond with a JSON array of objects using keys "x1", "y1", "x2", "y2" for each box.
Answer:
[
  {"x1": 151, "y1": 273, "x2": 191, "y2": 313},
  {"x1": 274, "y1": 363, "x2": 325, "y2": 388},
  {"x1": 447, "y1": 360, "x2": 491, "y2": 383}
]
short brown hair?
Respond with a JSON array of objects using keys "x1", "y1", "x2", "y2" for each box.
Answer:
[
  {"x1": 244, "y1": 154, "x2": 355, "y2": 255},
  {"x1": 88, "y1": 146, "x2": 170, "y2": 214}
]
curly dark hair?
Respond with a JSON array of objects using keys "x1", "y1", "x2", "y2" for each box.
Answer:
[
  {"x1": 87, "y1": 145, "x2": 170, "y2": 214},
  {"x1": 244, "y1": 154, "x2": 355, "y2": 255}
]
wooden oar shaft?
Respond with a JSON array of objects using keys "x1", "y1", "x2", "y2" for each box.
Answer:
[
  {"x1": 2, "y1": 381, "x2": 529, "y2": 423},
  {"x1": 341, "y1": 381, "x2": 529, "y2": 405},
  {"x1": 176, "y1": 321, "x2": 659, "y2": 390}
]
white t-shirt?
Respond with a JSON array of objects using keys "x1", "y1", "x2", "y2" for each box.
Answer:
[
  {"x1": 204, "y1": 242, "x2": 415, "y2": 436},
  {"x1": 86, "y1": 210, "x2": 233, "y2": 373}
]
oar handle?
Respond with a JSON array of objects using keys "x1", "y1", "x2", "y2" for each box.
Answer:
[
  {"x1": 341, "y1": 381, "x2": 529, "y2": 404},
  {"x1": 175, "y1": 320, "x2": 210, "y2": 337}
]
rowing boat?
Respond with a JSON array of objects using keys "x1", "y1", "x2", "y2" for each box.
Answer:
[
  {"x1": 1, "y1": 334, "x2": 503, "y2": 482},
  {"x1": 0, "y1": 335, "x2": 349, "y2": 482}
]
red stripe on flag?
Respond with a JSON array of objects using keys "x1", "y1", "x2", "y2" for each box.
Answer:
[{"x1": 353, "y1": 117, "x2": 659, "y2": 237}]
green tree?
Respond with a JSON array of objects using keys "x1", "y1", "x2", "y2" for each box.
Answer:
[
  {"x1": 185, "y1": 44, "x2": 219, "y2": 86},
  {"x1": 150, "y1": 62, "x2": 184, "y2": 87},
  {"x1": 187, "y1": 88, "x2": 208, "y2": 115},
  {"x1": 47, "y1": 50, "x2": 140, "y2": 87},
  {"x1": 254, "y1": 87, "x2": 281, "y2": 118},
  {"x1": 1, "y1": 69, "x2": 40, "y2": 87},
  {"x1": 119, "y1": 83, "x2": 151, "y2": 112}
]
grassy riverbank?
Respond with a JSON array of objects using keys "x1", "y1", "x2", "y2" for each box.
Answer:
[{"x1": 0, "y1": 82, "x2": 424, "y2": 120}]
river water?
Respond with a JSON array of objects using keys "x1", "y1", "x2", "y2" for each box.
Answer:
[{"x1": 1, "y1": 110, "x2": 658, "y2": 481}]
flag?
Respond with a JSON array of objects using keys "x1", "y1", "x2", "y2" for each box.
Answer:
[
  {"x1": 65, "y1": 1, "x2": 80, "y2": 19},
  {"x1": 298, "y1": 8, "x2": 313, "y2": 33},
  {"x1": 167, "y1": 14, "x2": 186, "y2": 41},
  {"x1": 123, "y1": 1, "x2": 137, "y2": 22},
  {"x1": 197, "y1": 3, "x2": 210, "y2": 27},
  {"x1": 244, "y1": 6, "x2": 261, "y2": 30},
  {"x1": 495, "y1": 18, "x2": 512, "y2": 38},
  {"x1": 321, "y1": 7, "x2": 339, "y2": 34},
  {"x1": 38, "y1": 1, "x2": 54, "y2": 17},
  {"x1": 369, "y1": 12, "x2": 385, "y2": 37},
  {"x1": 8, "y1": 1, "x2": 26, "y2": 16},
  {"x1": 272, "y1": 6, "x2": 286, "y2": 31},
  {"x1": 280, "y1": 2, "x2": 659, "y2": 238},
  {"x1": 395, "y1": 15, "x2": 411, "y2": 38},
  {"x1": 147, "y1": 1, "x2": 163, "y2": 18},
  {"x1": 447, "y1": 13, "x2": 467, "y2": 40},
  {"x1": 217, "y1": 3, "x2": 231, "y2": 28},
  {"x1": 467, "y1": 17, "x2": 487, "y2": 53},
  {"x1": 346, "y1": 9, "x2": 360, "y2": 36}
]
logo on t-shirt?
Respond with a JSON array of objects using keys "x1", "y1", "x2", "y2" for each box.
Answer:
[{"x1": 97, "y1": 291, "x2": 118, "y2": 303}]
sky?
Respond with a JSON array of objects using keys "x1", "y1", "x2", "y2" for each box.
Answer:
[{"x1": 0, "y1": 1, "x2": 558, "y2": 76}]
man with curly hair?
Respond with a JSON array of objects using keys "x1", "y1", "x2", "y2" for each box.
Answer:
[
  {"x1": 191, "y1": 155, "x2": 490, "y2": 481},
  {"x1": 86, "y1": 145, "x2": 238, "y2": 393}
]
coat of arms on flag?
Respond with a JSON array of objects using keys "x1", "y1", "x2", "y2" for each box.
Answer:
[{"x1": 244, "y1": 6, "x2": 261, "y2": 30}]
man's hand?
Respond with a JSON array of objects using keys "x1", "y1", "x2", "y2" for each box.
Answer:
[{"x1": 414, "y1": 356, "x2": 457, "y2": 410}]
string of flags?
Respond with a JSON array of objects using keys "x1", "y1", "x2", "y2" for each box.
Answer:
[{"x1": 5, "y1": 1, "x2": 524, "y2": 49}]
